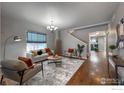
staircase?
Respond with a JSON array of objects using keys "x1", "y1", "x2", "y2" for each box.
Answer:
[
  {"x1": 67, "y1": 30, "x2": 89, "y2": 58},
  {"x1": 66, "y1": 21, "x2": 110, "y2": 58},
  {"x1": 70, "y1": 32, "x2": 88, "y2": 45}
]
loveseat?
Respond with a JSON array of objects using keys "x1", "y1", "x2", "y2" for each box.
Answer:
[
  {"x1": 26, "y1": 48, "x2": 53, "y2": 63},
  {"x1": 26, "y1": 49, "x2": 48, "y2": 63}
]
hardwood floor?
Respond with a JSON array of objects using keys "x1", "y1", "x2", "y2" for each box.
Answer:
[{"x1": 67, "y1": 51, "x2": 116, "y2": 85}]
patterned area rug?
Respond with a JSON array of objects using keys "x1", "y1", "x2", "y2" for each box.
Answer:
[{"x1": 0, "y1": 57, "x2": 84, "y2": 85}]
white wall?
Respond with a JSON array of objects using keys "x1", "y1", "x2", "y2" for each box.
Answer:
[
  {"x1": 108, "y1": 3, "x2": 124, "y2": 59},
  {"x1": 74, "y1": 25, "x2": 107, "y2": 43},
  {"x1": 97, "y1": 36, "x2": 106, "y2": 51},
  {"x1": 60, "y1": 30, "x2": 87, "y2": 57},
  {"x1": 60, "y1": 25, "x2": 107, "y2": 57},
  {"x1": 1, "y1": 16, "x2": 54, "y2": 60},
  {"x1": 0, "y1": 3, "x2": 1, "y2": 61},
  {"x1": 108, "y1": 3, "x2": 124, "y2": 46}
]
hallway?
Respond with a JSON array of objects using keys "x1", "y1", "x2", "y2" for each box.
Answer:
[{"x1": 67, "y1": 51, "x2": 116, "y2": 85}]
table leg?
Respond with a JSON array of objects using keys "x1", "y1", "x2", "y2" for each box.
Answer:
[
  {"x1": 115, "y1": 65, "x2": 118, "y2": 79},
  {"x1": 41, "y1": 62, "x2": 44, "y2": 77},
  {"x1": 0, "y1": 75, "x2": 4, "y2": 84},
  {"x1": 48, "y1": 60, "x2": 62, "y2": 67},
  {"x1": 115, "y1": 65, "x2": 119, "y2": 84},
  {"x1": 55, "y1": 61, "x2": 62, "y2": 67}
]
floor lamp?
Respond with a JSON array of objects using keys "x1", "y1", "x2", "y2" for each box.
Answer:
[{"x1": 3, "y1": 35, "x2": 22, "y2": 61}]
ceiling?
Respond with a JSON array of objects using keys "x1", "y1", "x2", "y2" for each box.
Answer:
[{"x1": 1, "y1": 2, "x2": 119, "y2": 31}]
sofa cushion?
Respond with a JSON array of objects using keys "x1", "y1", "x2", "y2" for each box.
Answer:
[
  {"x1": 1, "y1": 60, "x2": 28, "y2": 71},
  {"x1": 32, "y1": 53, "x2": 48, "y2": 62},
  {"x1": 37, "y1": 50, "x2": 43, "y2": 55},
  {"x1": 18, "y1": 57, "x2": 33, "y2": 68},
  {"x1": 31, "y1": 50, "x2": 37, "y2": 56},
  {"x1": 23, "y1": 63, "x2": 42, "y2": 83},
  {"x1": 45, "y1": 48, "x2": 53, "y2": 56},
  {"x1": 42, "y1": 49, "x2": 46, "y2": 53}
]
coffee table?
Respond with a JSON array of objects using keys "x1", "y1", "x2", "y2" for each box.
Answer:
[{"x1": 47, "y1": 55, "x2": 62, "y2": 66}]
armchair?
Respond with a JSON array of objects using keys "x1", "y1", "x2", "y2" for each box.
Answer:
[{"x1": 0, "y1": 60, "x2": 43, "y2": 85}]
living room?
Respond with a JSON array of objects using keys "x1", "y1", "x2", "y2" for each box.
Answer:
[{"x1": 0, "y1": 1, "x2": 124, "y2": 90}]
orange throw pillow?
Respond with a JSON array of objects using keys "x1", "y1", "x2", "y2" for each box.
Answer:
[
  {"x1": 18, "y1": 57, "x2": 33, "y2": 68},
  {"x1": 45, "y1": 48, "x2": 53, "y2": 56}
]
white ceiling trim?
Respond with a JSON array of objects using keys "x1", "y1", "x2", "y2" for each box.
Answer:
[
  {"x1": 68, "y1": 21, "x2": 110, "y2": 34},
  {"x1": 73, "y1": 21, "x2": 110, "y2": 31}
]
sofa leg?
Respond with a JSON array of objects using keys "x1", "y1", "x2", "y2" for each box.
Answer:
[
  {"x1": 20, "y1": 71, "x2": 24, "y2": 85},
  {"x1": 1, "y1": 75, "x2": 4, "y2": 84},
  {"x1": 20, "y1": 80, "x2": 22, "y2": 85}
]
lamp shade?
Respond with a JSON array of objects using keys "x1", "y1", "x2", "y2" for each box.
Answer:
[{"x1": 13, "y1": 36, "x2": 22, "y2": 42}]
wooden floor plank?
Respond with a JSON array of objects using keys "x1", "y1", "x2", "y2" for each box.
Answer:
[{"x1": 67, "y1": 51, "x2": 116, "y2": 85}]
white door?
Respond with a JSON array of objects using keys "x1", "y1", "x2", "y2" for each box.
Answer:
[{"x1": 97, "y1": 36, "x2": 106, "y2": 51}]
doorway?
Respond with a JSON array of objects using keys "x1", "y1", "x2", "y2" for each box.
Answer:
[{"x1": 89, "y1": 31, "x2": 106, "y2": 52}]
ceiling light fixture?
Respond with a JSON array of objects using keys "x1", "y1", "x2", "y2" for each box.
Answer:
[{"x1": 47, "y1": 17, "x2": 58, "y2": 32}]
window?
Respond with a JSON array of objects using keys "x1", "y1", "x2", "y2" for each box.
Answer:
[{"x1": 27, "y1": 31, "x2": 47, "y2": 52}]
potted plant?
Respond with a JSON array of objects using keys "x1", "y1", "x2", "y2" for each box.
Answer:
[
  {"x1": 109, "y1": 45, "x2": 117, "y2": 57},
  {"x1": 77, "y1": 44, "x2": 85, "y2": 57},
  {"x1": 74, "y1": 49, "x2": 78, "y2": 56}
]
